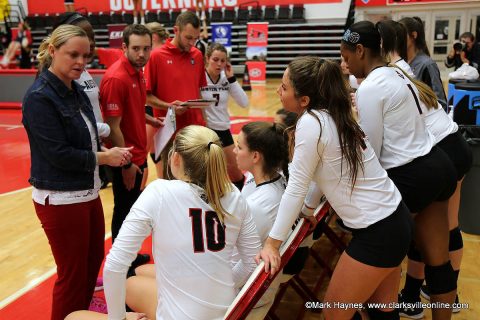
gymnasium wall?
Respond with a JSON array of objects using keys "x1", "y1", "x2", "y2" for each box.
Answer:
[{"x1": 0, "y1": 70, "x2": 105, "y2": 109}]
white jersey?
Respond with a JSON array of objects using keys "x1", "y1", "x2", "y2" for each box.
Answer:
[
  {"x1": 104, "y1": 179, "x2": 261, "y2": 320},
  {"x1": 200, "y1": 71, "x2": 248, "y2": 130},
  {"x1": 241, "y1": 172, "x2": 286, "y2": 243},
  {"x1": 393, "y1": 58, "x2": 415, "y2": 78},
  {"x1": 420, "y1": 101, "x2": 458, "y2": 144},
  {"x1": 394, "y1": 65, "x2": 459, "y2": 144},
  {"x1": 76, "y1": 70, "x2": 110, "y2": 138},
  {"x1": 269, "y1": 110, "x2": 402, "y2": 241},
  {"x1": 356, "y1": 66, "x2": 435, "y2": 169}
]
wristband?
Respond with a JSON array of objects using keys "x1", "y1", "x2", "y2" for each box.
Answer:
[
  {"x1": 227, "y1": 76, "x2": 236, "y2": 83},
  {"x1": 122, "y1": 161, "x2": 132, "y2": 169}
]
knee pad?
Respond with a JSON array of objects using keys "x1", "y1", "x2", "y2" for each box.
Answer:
[
  {"x1": 407, "y1": 242, "x2": 422, "y2": 262},
  {"x1": 367, "y1": 308, "x2": 399, "y2": 320},
  {"x1": 425, "y1": 261, "x2": 457, "y2": 295},
  {"x1": 449, "y1": 227, "x2": 463, "y2": 252}
]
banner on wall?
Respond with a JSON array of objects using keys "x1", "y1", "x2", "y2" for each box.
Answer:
[
  {"x1": 28, "y1": 0, "x2": 341, "y2": 15},
  {"x1": 108, "y1": 24, "x2": 126, "y2": 48},
  {"x1": 211, "y1": 22, "x2": 232, "y2": 54},
  {"x1": 246, "y1": 22, "x2": 268, "y2": 83}
]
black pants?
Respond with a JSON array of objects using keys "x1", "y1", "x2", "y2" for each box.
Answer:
[{"x1": 111, "y1": 161, "x2": 146, "y2": 242}]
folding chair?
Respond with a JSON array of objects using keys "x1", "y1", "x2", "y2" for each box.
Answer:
[{"x1": 224, "y1": 201, "x2": 331, "y2": 320}]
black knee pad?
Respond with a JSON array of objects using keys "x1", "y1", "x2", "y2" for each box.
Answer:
[
  {"x1": 425, "y1": 261, "x2": 457, "y2": 295},
  {"x1": 449, "y1": 227, "x2": 463, "y2": 252},
  {"x1": 407, "y1": 242, "x2": 422, "y2": 262},
  {"x1": 367, "y1": 308, "x2": 399, "y2": 320}
]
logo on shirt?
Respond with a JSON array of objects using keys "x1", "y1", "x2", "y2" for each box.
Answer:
[
  {"x1": 191, "y1": 58, "x2": 195, "y2": 65},
  {"x1": 167, "y1": 60, "x2": 173, "y2": 64},
  {"x1": 132, "y1": 83, "x2": 137, "y2": 88},
  {"x1": 107, "y1": 103, "x2": 119, "y2": 111}
]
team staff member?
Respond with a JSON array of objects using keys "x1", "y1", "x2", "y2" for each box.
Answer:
[
  {"x1": 100, "y1": 24, "x2": 152, "y2": 267},
  {"x1": 341, "y1": 21, "x2": 457, "y2": 320},
  {"x1": 201, "y1": 43, "x2": 249, "y2": 190},
  {"x1": 258, "y1": 57, "x2": 412, "y2": 320},
  {"x1": 144, "y1": 11, "x2": 207, "y2": 177},
  {"x1": 23, "y1": 25, "x2": 132, "y2": 320}
]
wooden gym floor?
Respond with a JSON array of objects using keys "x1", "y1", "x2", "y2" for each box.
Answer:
[{"x1": 0, "y1": 79, "x2": 478, "y2": 319}]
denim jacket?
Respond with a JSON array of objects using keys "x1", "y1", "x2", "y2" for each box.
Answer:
[{"x1": 22, "y1": 70, "x2": 100, "y2": 191}]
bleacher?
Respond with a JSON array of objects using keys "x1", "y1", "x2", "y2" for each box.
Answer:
[{"x1": 23, "y1": 6, "x2": 345, "y2": 76}]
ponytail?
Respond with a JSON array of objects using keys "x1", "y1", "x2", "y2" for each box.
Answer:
[
  {"x1": 390, "y1": 64, "x2": 438, "y2": 109},
  {"x1": 205, "y1": 142, "x2": 231, "y2": 223},
  {"x1": 174, "y1": 125, "x2": 232, "y2": 223}
]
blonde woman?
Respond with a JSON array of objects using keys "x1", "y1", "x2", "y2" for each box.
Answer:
[
  {"x1": 103, "y1": 125, "x2": 261, "y2": 320},
  {"x1": 22, "y1": 25, "x2": 132, "y2": 320}
]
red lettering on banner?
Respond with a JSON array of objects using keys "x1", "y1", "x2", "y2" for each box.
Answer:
[{"x1": 28, "y1": 0, "x2": 341, "y2": 14}]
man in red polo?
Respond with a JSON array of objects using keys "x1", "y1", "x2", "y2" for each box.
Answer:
[
  {"x1": 100, "y1": 24, "x2": 152, "y2": 267},
  {"x1": 144, "y1": 11, "x2": 207, "y2": 177}
]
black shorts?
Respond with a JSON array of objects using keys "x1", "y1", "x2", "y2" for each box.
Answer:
[
  {"x1": 213, "y1": 129, "x2": 234, "y2": 147},
  {"x1": 346, "y1": 201, "x2": 413, "y2": 268},
  {"x1": 437, "y1": 131, "x2": 473, "y2": 180},
  {"x1": 387, "y1": 146, "x2": 457, "y2": 213}
]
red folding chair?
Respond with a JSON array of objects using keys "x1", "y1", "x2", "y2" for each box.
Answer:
[{"x1": 224, "y1": 201, "x2": 331, "y2": 320}]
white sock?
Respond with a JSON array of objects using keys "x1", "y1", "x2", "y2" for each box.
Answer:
[{"x1": 140, "y1": 16, "x2": 145, "y2": 24}]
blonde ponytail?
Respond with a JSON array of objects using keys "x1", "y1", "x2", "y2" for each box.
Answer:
[
  {"x1": 389, "y1": 64, "x2": 438, "y2": 109},
  {"x1": 36, "y1": 24, "x2": 87, "y2": 72},
  {"x1": 174, "y1": 125, "x2": 232, "y2": 223}
]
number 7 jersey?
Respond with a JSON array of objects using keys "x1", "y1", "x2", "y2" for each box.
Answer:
[
  {"x1": 200, "y1": 70, "x2": 249, "y2": 131},
  {"x1": 104, "y1": 179, "x2": 261, "y2": 320}
]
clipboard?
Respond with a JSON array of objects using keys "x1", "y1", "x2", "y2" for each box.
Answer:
[
  {"x1": 153, "y1": 107, "x2": 176, "y2": 161},
  {"x1": 180, "y1": 99, "x2": 216, "y2": 108}
]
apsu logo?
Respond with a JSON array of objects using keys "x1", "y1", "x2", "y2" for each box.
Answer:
[
  {"x1": 215, "y1": 26, "x2": 228, "y2": 38},
  {"x1": 110, "y1": 31, "x2": 123, "y2": 40},
  {"x1": 249, "y1": 68, "x2": 262, "y2": 78}
]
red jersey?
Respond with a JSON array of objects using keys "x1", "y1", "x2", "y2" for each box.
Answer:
[
  {"x1": 144, "y1": 39, "x2": 207, "y2": 130},
  {"x1": 97, "y1": 48, "x2": 123, "y2": 69},
  {"x1": 100, "y1": 55, "x2": 147, "y2": 166}
]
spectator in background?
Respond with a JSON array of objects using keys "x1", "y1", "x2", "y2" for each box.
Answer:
[
  {"x1": 1, "y1": 21, "x2": 32, "y2": 68},
  {"x1": 399, "y1": 17, "x2": 448, "y2": 110},
  {"x1": 100, "y1": 24, "x2": 153, "y2": 271},
  {"x1": 144, "y1": 11, "x2": 207, "y2": 178},
  {"x1": 23, "y1": 25, "x2": 132, "y2": 320},
  {"x1": 445, "y1": 32, "x2": 480, "y2": 72},
  {"x1": 133, "y1": 0, "x2": 145, "y2": 25},
  {"x1": 195, "y1": 0, "x2": 209, "y2": 57},
  {"x1": 64, "y1": 0, "x2": 75, "y2": 12}
]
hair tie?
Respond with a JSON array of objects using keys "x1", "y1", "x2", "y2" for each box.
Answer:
[{"x1": 207, "y1": 142, "x2": 213, "y2": 149}]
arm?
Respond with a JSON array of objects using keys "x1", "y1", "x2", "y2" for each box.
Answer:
[
  {"x1": 22, "y1": 92, "x2": 96, "y2": 172},
  {"x1": 356, "y1": 84, "x2": 385, "y2": 160},
  {"x1": 302, "y1": 182, "x2": 324, "y2": 216},
  {"x1": 226, "y1": 63, "x2": 249, "y2": 108},
  {"x1": 258, "y1": 115, "x2": 325, "y2": 274},
  {"x1": 232, "y1": 199, "x2": 262, "y2": 288},
  {"x1": 105, "y1": 116, "x2": 126, "y2": 148},
  {"x1": 104, "y1": 184, "x2": 158, "y2": 320},
  {"x1": 425, "y1": 63, "x2": 447, "y2": 110}
]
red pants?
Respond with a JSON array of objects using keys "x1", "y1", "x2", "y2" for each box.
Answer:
[{"x1": 34, "y1": 197, "x2": 105, "y2": 320}]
